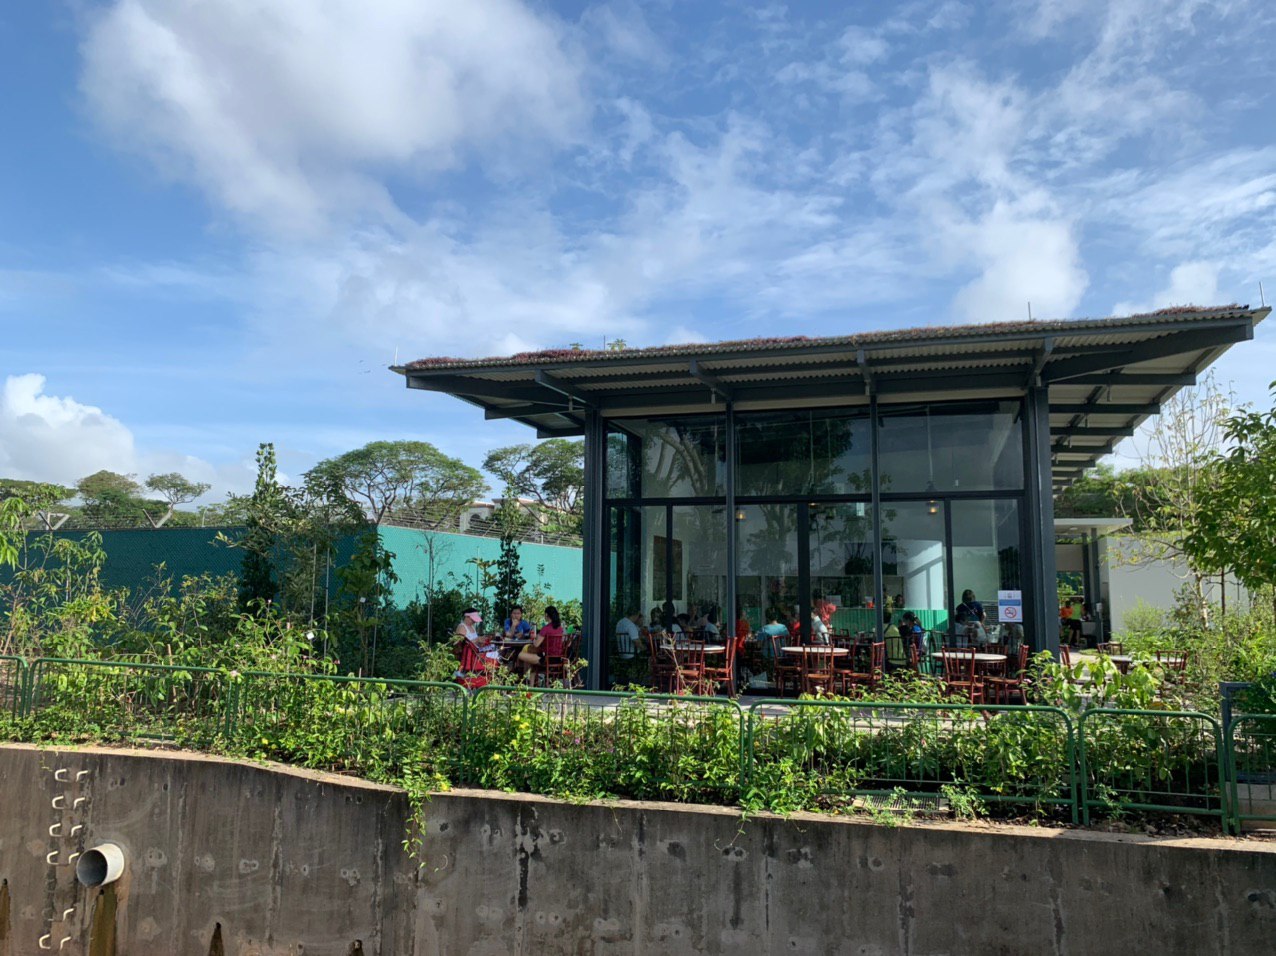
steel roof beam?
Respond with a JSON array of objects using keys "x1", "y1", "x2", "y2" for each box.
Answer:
[
  {"x1": 689, "y1": 360, "x2": 734, "y2": 401},
  {"x1": 1063, "y1": 372, "x2": 1196, "y2": 387},
  {"x1": 536, "y1": 370, "x2": 595, "y2": 408},
  {"x1": 1048, "y1": 402, "x2": 1160, "y2": 416},
  {"x1": 1042, "y1": 321, "x2": 1253, "y2": 383}
]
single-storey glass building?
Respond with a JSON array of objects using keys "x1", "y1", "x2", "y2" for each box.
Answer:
[{"x1": 396, "y1": 305, "x2": 1267, "y2": 689}]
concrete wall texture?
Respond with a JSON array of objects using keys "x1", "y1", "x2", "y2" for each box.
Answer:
[{"x1": 2, "y1": 745, "x2": 1274, "y2": 956}]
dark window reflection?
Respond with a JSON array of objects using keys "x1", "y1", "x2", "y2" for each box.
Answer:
[
  {"x1": 876, "y1": 401, "x2": 1023, "y2": 493},
  {"x1": 606, "y1": 416, "x2": 726, "y2": 499},
  {"x1": 736, "y1": 408, "x2": 871, "y2": 497}
]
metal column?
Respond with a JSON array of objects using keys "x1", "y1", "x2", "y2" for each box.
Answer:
[
  {"x1": 724, "y1": 401, "x2": 737, "y2": 650},
  {"x1": 581, "y1": 410, "x2": 608, "y2": 689},
  {"x1": 1024, "y1": 386, "x2": 1060, "y2": 657},
  {"x1": 869, "y1": 395, "x2": 884, "y2": 639}
]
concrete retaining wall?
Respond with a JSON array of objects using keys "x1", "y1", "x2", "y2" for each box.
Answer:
[{"x1": 1, "y1": 744, "x2": 1273, "y2": 955}]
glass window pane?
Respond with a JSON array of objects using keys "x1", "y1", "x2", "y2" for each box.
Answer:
[
  {"x1": 881, "y1": 501, "x2": 949, "y2": 635},
  {"x1": 950, "y1": 499, "x2": 1023, "y2": 630},
  {"x1": 607, "y1": 505, "x2": 665, "y2": 687},
  {"x1": 808, "y1": 503, "x2": 877, "y2": 636},
  {"x1": 876, "y1": 401, "x2": 1023, "y2": 493},
  {"x1": 735, "y1": 409, "x2": 872, "y2": 497},
  {"x1": 735, "y1": 503, "x2": 801, "y2": 640},
  {"x1": 670, "y1": 505, "x2": 728, "y2": 633},
  {"x1": 605, "y1": 416, "x2": 726, "y2": 499}
]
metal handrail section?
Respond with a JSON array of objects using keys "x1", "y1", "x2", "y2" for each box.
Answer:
[
  {"x1": 1227, "y1": 713, "x2": 1276, "y2": 831},
  {"x1": 5, "y1": 657, "x2": 1264, "y2": 833},
  {"x1": 745, "y1": 699, "x2": 1078, "y2": 819},
  {"x1": 0, "y1": 655, "x2": 28, "y2": 718},
  {"x1": 1078, "y1": 708, "x2": 1228, "y2": 828}
]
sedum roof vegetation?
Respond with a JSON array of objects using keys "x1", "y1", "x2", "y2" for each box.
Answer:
[{"x1": 399, "y1": 304, "x2": 1253, "y2": 372}]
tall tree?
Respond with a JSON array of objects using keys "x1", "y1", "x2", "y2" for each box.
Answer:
[
  {"x1": 493, "y1": 491, "x2": 529, "y2": 622},
  {"x1": 483, "y1": 439, "x2": 584, "y2": 534},
  {"x1": 237, "y1": 444, "x2": 287, "y2": 610},
  {"x1": 76, "y1": 470, "x2": 149, "y2": 527},
  {"x1": 308, "y1": 440, "x2": 486, "y2": 527},
  {"x1": 1118, "y1": 372, "x2": 1233, "y2": 624},
  {"x1": 144, "y1": 472, "x2": 212, "y2": 528},
  {"x1": 0, "y1": 479, "x2": 74, "y2": 530},
  {"x1": 1184, "y1": 382, "x2": 1276, "y2": 607}
]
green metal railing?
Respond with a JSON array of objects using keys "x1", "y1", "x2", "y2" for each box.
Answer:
[
  {"x1": 2, "y1": 656, "x2": 1264, "y2": 832},
  {"x1": 1078, "y1": 708, "x2": 1227, "y2": 826},
  {"x1": 745, "y1": 700, "x2": 1077, "y2": 818},
  {"x1": 227, "y1": 671, "x2": 467, "y2": 778},
  {"x1": 463, "y1": 686, "x2": 744, "y2": 800},
  {"x1": 1228, "y1": 714, "x2": 1276, "y2": 831},
  {"x1": 26, "y1": 657, "x2": 226, "y2": 746},
  {"x1": 0, "y1": 655, "x2": 27, "y2": 718}
]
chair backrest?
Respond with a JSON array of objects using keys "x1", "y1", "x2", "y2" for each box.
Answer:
[
  {"x1": 1097, "y1": 641, "x2": 1124, "y2": 655},
  {"x1": 1060, "y1": 645, "x2": 1072, "y2": 667},
  {"x1": 1016, "y1": 644, "x2": 1030, "y2": 674},
  {"x1": 870, "y1": 641, "x2": 886, "y2": 674},
  {"x1": 942, "y1": 648, "x2": 976, "y2": 681},
  {"x1": 677, "y1": 639, "x2": 706, "y2": 669},
  {"x1": 770, "y1": 633, "x2": 793, "y2": 664},
  {"x1": 799, "y1": 646, "x2": 836, "y2": 677},
  {"x1": 1155, "y1": 650, "x2": 1189, "y2": 671}
]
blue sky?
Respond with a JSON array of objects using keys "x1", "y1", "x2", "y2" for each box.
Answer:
[{"x1": 2, "y1": 0, "x2": 1275, "y2": 498}]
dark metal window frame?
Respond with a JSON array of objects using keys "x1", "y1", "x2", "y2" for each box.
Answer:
[{"x1": 598, "y1": 397, "x2": 1036, "y2": 682}]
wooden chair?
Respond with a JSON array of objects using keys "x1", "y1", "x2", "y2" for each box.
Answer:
[
  {"x1": 837, "y1": 641, "x2": 885, "y2": 696},
  {"x1": 1155, "y1": 650, "x2": 1189, "y2": 672},
  {"x1": 648, "y1": 632, "x2": 678, "y2": 693},
  {"x1": 670, "y1": 639, "x2": 708, "y2": 695},
  {"x1": 798, "y1": 646, "x2": 837, "y2": 697},
  {"x1": 985, "y1": 645, "x2": 1031, "y2": 704},
  {"x1": 703, "y1": 637, "x2": 738, "y2": 697},
  {"x1": 941, "y1": 648, "x2": 983, "y2": 703},
  {"x1": 770, "y1": 634, "x2": 802, "y2": 697},
  {"x1": 1097, "y1": 642, "x2": 1124, "y2": 655}
]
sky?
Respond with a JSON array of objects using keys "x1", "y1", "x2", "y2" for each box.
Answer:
[{"x1": 2, "y1": 0, "x2": 1275, "y2": 500}]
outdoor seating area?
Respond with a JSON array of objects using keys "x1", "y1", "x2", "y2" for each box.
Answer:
[{"x1": 617, "y1": 623, "x2": 1039, "y2": 705}]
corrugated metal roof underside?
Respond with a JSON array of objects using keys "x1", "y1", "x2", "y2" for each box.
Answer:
[{"x1": 395, "y1": 305, "x2": 1269, "y2": 495}]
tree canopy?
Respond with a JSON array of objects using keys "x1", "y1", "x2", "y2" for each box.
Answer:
[
  {"x1": 483, "y1": 439, "x2": 584, "y2": 532},
  {"x1": 308, "y1": 440, "x2": 487, "y2": 527},
  {"x1": 1183, "y1": 382, "x2": 1276, "y2": 593}
]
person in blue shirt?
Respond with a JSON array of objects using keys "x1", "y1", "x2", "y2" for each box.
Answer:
[
  {"x1": 899, "y1": 611, "x2": 926, "y2": 660},
  {"x1": 503, "y1": 605, "x2": 534, "y2": 639},
  {"x1": 955, "y1": 590, "x2": 985, "y2": 626}
]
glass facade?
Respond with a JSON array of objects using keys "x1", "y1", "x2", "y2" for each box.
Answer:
[
  {"x1": 735, "y1": 409, "x2": 871, "y2": 497},
  {"x1": 602, "y1": 399, "x2": 1031, "y2": 687},
  {"x1": 876, "y1": 401, "x2": 1023, "y2": 493}
]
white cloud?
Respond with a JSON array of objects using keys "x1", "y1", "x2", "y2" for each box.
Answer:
[
  {"x1": 1112, "y1": 261, "x2": 1222, "y2": 317},
  {"x1": 0, "y1": 374, "x2": 266, "y2": 499},
  {"x1": 950, "y1": 201, "x2": 1089, "y2": 322},
  {"x1": 0, "y1": 374, "x2": 137, "y2": 485},
  {"x1": 79, "y1": 0, "x2": 587, "y2": 233}
]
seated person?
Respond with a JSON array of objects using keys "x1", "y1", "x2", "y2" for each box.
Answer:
[
  {"x1": 883, "y1": 612, "x2": 907, "y2": 668},
  {"x1": 703, "y1": 610, "x2": 721, "y2": 638},
  {"x1": 758, "y1": 610, "x2": 790, "y2": 658},
  {"x1": 503, "y1": 604, "x2": 534, "y2": 640},
  {"x1": 614, "y1": 609, "x2": 643, "y2": 660},
  {"x1": 454, "y1": 608, "x2": 499, "y2": 686},
  {"x1": 954, "y1": 589, "x2": 986, "y2": 625},
  {"x1": 519, "y1": 606, "x2": 566, "y2": 668},
  {"x1": 899, "y1": 611, "x2": 926, "y2": 658},
  {"x1": 809, "y1": 608, "x2": 830, "y2": 645}
]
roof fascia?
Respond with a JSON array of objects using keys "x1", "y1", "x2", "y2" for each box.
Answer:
[{"x1": 1042, "y1": 321, "x2": 1253, "y2": 383}]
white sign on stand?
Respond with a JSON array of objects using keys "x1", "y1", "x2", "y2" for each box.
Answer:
[{"x1": 997, "y1": 589, "x2": 1023, "y2": 623}]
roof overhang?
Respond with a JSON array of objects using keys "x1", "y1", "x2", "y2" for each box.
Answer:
[
  {"x1": 1054, "y1": 517, "x2": 1134, "y2": 537},
  {"x1": 393, "y1": 305, "x2": 1268, "y2": 493}
]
